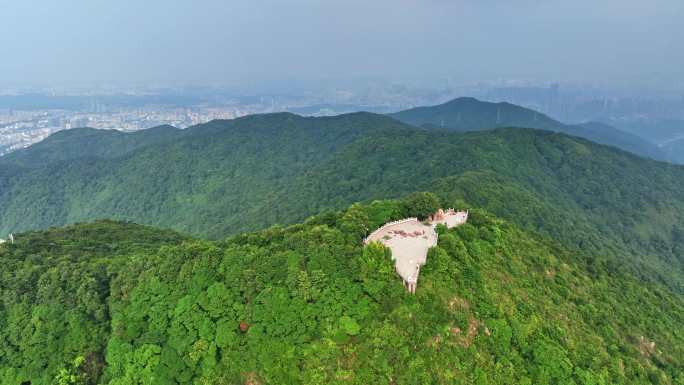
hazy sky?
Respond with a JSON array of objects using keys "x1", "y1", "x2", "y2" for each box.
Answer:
[{"x1": 1, "y1": 0, "x2": 682, "y2": 88}]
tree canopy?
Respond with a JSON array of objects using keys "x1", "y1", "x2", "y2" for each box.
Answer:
[
  {"x1": 0, "y1": 198, "x2": 682, "y2": 385},
  {"x1": 1, "y1": 112, "x2": 683, "y2": 293}
]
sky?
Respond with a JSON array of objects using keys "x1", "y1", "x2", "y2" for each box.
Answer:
[{"x1": 0, "y1": 0, "x2": 683, "y2": 89}]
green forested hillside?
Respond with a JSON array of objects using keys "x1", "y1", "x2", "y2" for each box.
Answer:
[
  {"x1": 390, "y1": 97, "x2": 664, "y2": 160},
  {"x1": 1, "y1": 112, "x2": 683, "y2": 292},
  {"x1": 0, "y1": 198, "x2": 682, "y2": 385},
  {"x1": 0, "y1": 113, "x2": 403, "y2": 237},
  {"x1": 0, "y1": 125, "x2": 184, "y2": 169}
]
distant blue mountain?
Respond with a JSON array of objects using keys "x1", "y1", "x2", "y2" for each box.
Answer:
[{"x1": 390, "y1": 97, "x2": 666, "y2": 161}]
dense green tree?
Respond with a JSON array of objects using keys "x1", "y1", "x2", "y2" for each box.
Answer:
[
  {"x1": 403, "y1": 192, "x2": 441, "y2": 220},
  {"x1": 2, "y1": 112, "x2": 684, "y2": 296},
  {"x1": 0, "y1": 199, "x2": 682, "y2": 384}
]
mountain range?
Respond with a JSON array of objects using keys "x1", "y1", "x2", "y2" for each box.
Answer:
[
  {"x1": 0, "y1": 104, "x2": 683, "y2": 290},
  {"x1": 0, "y1": 97, "x2": 683, "y2": 383}
]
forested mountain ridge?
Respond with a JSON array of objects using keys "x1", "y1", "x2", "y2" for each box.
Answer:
[
  {"x1": 0, "y1": 112, "x2": 409, "y2": 237},
  {"x1": 390, "y1": 97, "x2": 560, "y2": 131},
  {"x1": 0, "y1": 197, "x2": 682, "y2": 385},
  {"x1": 390, "y1": 97, "x2": 665, "y2": 160},
  {"x1": 1, "y1": 111, "x2": 684, "y2": 293},
  {"x1": 0, "y1": 125, "x2": 184, "y2": 169}
]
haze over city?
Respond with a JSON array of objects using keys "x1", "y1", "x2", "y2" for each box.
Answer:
[{"x1": 1, "y1": 0, "x2": 683, "y2": 89}]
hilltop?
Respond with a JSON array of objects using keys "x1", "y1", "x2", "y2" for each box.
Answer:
[
  {"x1": 390, "y1": 97, "x2": 665, "y2": 160},
  {"x1": 0, "y1": 199, "x2": 682, "y2": 384},
  {"x1": 390, "y1": 97, "x2": 560, "y2": 131}
]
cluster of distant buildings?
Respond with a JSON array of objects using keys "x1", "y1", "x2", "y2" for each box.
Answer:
[
  {"x1": 0, "y1": 106, "x2": 248, "y2": 132},
  {"x1": 0, "y1": 106, "x2": 254, "y2": 155}
]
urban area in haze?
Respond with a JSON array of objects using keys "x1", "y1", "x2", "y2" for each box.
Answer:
[
  {"x1": 2, "y1": 0, "x2": 683, "y2": 157},
  {"x1": 3, "y1": 82, "x2": 684, "y2": 157}
]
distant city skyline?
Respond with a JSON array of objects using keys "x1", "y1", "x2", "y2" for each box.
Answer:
[
  {"x1": 1, "y1": 0, "x2": 683, "y2": 89},
  {"x1": 2, "y1": 78, "x2": 683, "y2": 157}
]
